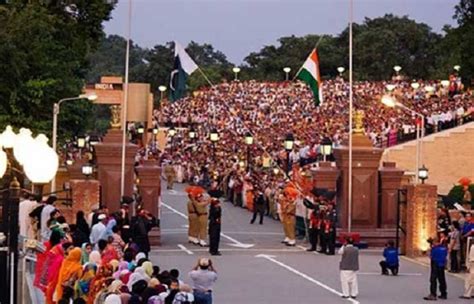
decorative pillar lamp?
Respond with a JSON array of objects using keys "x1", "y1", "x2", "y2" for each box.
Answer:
[
  {"x1": 81, "y1": 163, "x2": 94, "y2": 179},
  {"x1": 137, "y1": 124, "x2": 145, "y2": 135},
  {"x1": 337, "y1": 66, "x2": 345, "y2": 76},
  {"x1": 320, "y1": 137, "x2": 333, "y2": 162},
  {"x1": 283, "y1": 67, "x2": 291, "y2": 81},
  {"x1": 418, "y1": 165, "x2": 428, "y2": 184},
  {"x1": 168, "y1": 126, "x2": 176, "y2": 138},
  {"x1": 152, "y1": 127, "x2": 159, "y2": 135},
  {"x1": 411, "y1": 82, "x2": 420, "y2": 90},
  {"x1": 76, "y1": 135, "x2": 86, "y2": 148},
  {"x1": 284, "y1": 133, "x2": 294, "y2": 176},
  {"x1": 188, "y1": 128, "x2": 197, "y2": 140},
  {"x1": 244, "y1": 132, "x2": 253, "y2": 171},
  {"x1": 232, "y1": 67, "x2": 241, "y2": 81},
  {"x1": 158, "y1": 85, "x2": 167, "y2": 101},
  {"x1": 393, "y1": 65, "x2": 402, "y2": 75},
  {"x1": 210, "y1": 128, "x2": 219, "y2": 143}
]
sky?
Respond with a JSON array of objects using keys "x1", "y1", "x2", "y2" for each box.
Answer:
[{"x1": 104, "y1": 0, "x2": 459, "y2": 64}]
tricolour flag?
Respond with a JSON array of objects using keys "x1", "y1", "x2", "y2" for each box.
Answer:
[
  {"x1": 170, "y1": 42, "x2": 199, "y2": 101},
  {"x1": 297, "y1": 48, "x2": 323, "y2": 106}
]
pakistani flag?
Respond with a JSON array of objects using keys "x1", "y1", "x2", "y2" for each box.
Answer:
[
  {"x1": 297, "y1": 48, "x2": 323, "y2": 106},
  {"x1": 170, "y1": 42, "x2": 198, "y2": 101}
]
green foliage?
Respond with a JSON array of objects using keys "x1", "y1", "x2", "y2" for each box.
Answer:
[
  {"x1": 0, "y1": 0, "x2": 114, "y2": 141},
  {"x1": 448, "y1": 184, "x2": 474, "y2": 207},
  {"x1": 450, "y1": 0, "x2": 474, "y2": 86}
]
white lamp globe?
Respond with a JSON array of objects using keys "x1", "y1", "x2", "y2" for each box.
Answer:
[
  {"x1": 0, "y1": 149, "x2": 6, "y2": 178},
  {"x1": 1, "y1": 125, "x2": 17, "y2": 149},
  {"x1": 13, "y1": 128, "x2": 34, "y2": 165},
  {"x1": 23, "y1": 134, "x2": 59, "y2": 184}
]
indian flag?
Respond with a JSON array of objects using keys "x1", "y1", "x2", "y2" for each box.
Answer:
[{"x1": 297, "y1": 48, "x2": 323, "y2": 106}]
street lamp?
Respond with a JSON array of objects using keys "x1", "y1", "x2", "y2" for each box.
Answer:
[
  {"x1": 81, "y1": 163, "x2": 93, "y2": 178},
  {"x1": 188, "y1": 128, "x2": 197, "y2": 140},
  {"x1": 0, "y1": 126, "x2": 58, "y2": 304},
  {"x1": 424, "y1": 85, "x2": 435, "y2": 93},
  {"x1": 137, "y1": 124, "x2": 145, "y2": 134},
  {"x1": 168, "y1": 126, "x2": 176, "y2": 138},
  {"x1": 381, "y1": 95, "x2": 425, "y2": 183},
  {"x1": 385, "y1": 84, "x2": 396, "y2": 92},
  {"x1": 284, "y1": 133, "x2": 294, "y2": 176},
  {"x1": 440, "y1": 80, "x2": 450, "y2": 88},
  {"x1": 76, "y1": 135, "x2": 86, "y2": 148},
  {"x1": 52, "y1": 93, "x2": 97, "y2": 153},
  {"x1": 411, "y1": 82, "x2": 420, "y2": 90},
  {"x1": 152, "y1": 127, "x2": 159, "y2": 135},
  {"x1": 418, "y1": 165, "x2": 429, "y2": 184},
  {"x1": 453, "y1": 65, "x2": 461, "y2": 72},
  {"x1": 283, "y1": 67, "x2": 291, "y2": 81},
  {"x1": 337, "y1": 66, "x2": 345, "y2": 76},
  {"x1": 210, "y1": 128, "x2": 219, "y2": 142},
  {"x1": 320, "y1": 137, "x2": 333, "y2": 162},
  {"x1": 393, "y1": 65, "x2": 402, "y2": 75},
  {"x1": 232, "y1": 67, "x2": 241, "y2": 81},
  {"x1": 244, "y1": 132, "x2": 254, "y2": 172},
  {"x1": 159, "y1": 85, "x2": 167, "y2": 100}
]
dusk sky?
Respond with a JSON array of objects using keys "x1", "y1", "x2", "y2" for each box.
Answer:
[{"x1": 104, "y1": 0, "x2": 459, "y2": 64}]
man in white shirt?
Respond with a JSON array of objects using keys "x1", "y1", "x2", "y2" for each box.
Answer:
[
  {"x1": 19, "y1": 194, "x2": 38, "y2": 238},
  {"x1": 90, "y1": 214, "x2": 107, "y2": 247},
  {"x1": 40, "y1": 196, "x2": 57, "y2": 241}
]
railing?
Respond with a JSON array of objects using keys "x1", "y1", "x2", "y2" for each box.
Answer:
[{"x1": 375, "y1": 114, "x2": 473, "y2": 149}]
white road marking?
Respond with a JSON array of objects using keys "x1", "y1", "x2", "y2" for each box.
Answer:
[
  {"x1": 177, "y1": 244, "x2": 194, "y2": 255},
  {"x1": 168, "y1": 189, "x2": 177, "y2": 194},
  {"x1": 151, "y1": 248, "x2": 304, "y2": 253},
  {"x1": 161, "y1": 202, "x2": 255, "y2": 249},
  {"x1": 358, "y1": 272, "x2": 422, "y2": 276},
  {"x1": 297, "y1": 245, "x2": 322, "y2": 255},
  {"x1": 255, "y1": 254, "x2": 359, "y2": 304}
]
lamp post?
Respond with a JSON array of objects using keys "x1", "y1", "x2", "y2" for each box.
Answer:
[
  {"x1": 418, "y1": 165, "x2": 428, "y2": 184},
  {"x1": 210, "y1": 128, "x2": 219, "y2": 162},
  {"x1": 411, "y1": 82, "x2": 420, "y2": 90},
  {"x1": 244, "y1": 132, "x2": 254, "y2": 172},
  {"x1": 385, "y1": 84, "x2": 396, "y2": 92},
  {"x1": 168, "y1": 126, "x2": 176, "y2": 153},
  {"x1": 0, "y1": 126, "x2": 58, "y2": 304},
  {"x1": 232, "y1": 67, "x2": 241, "y2": 81},
  {"x1": 51, "y1": 94, "x2": 96, "y2": 191},
  {"x1": 320, "y1": 137, "x2": 333, "y2": 162},
  {"x1": 81, "y1": 162, "x2": 94, "y2": 179},
  {"x1": 337, "y1": 66, "x2": 345, "y2": 76},
  {"x1": 453, "y1": 65, "x2": 461, "y2": 72},
  {"x1": 284, "y1": 133, "x2": 294, "y2": 177},
  {"x1": 393, "y1": 65, "x2": 402, "y2": 75},
  {"x1": 158, "y1": 85, "x2": 167, "y2": 101},
  {"x1": 283, "y1": 67, "x2": 291, "y2": 81},
  {"x1": 381, "y1": 95, "x2": 425, "y2": 183},
  {"x1": 188, "y1": 127, "x2": 197, "y2": 140}
]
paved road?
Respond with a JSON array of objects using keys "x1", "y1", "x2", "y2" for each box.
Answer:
[{"x1": 151, "y1": 182, "x2": 467, "y2": 304}]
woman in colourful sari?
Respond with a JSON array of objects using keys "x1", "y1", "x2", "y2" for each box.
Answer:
[
  {"x1": 55, "y1": 247, "x2": 83, "y2": 301},
  {"x1": 75, "y1": 263, "x2": 97, "y2": 301},
  {"x1": 34, "y1": 230, "x2": 61, "y2": 290},
  {"x1": 44, "y1": 243, "x2": 71, "y2": 304},
  {"x1": 88, "y1": 263, "x2": 114, "y2": 304}
]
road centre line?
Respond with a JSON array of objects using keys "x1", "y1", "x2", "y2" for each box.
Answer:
[
  {"x1": 256, "y1": 254, "x2": 359, "y2": 304},
  {"x1": 177, "y1": 244, "x2": 194, "y2": 255},
  {"x1": 161, "y1": 202, "x2": 254, "y2": 248}
]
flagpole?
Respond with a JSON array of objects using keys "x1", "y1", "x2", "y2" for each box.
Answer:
[
  {"x1": 348, "y1": 0, "x2": 353, "y2": 233},
  {"x1": 292, "y1": 36, "x2": 324, "y2": 81},
  {"x1": 120, "y1": 0, "x2": 132, "y2": 198},
  {"x1": 198, "y1": 67, "x2": 215, "y2": 87}
]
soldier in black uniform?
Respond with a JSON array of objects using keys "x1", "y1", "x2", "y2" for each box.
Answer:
[
  {"x1": 326, "y1": 202, "x2": 337, "y2": 255},
  {"x1": 208, "y1": 198, "x2": 222, "y2": 256}
]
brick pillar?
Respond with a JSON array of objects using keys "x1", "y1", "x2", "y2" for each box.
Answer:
[
  {"x1": 379, "y1": 162, "x2": 404, "y2": 228},
  {"x1": 94, "y1": 129, "x2": 138, "y2": 212},
  {"x1": 136, "y1": 160, "x2": 161, "y2": 246},
  {"x1": 405, "y1": 184, "x2": 437, "y2": 257},
  {"x1": 311, "y1": 162, "x2": 340, "y2": 191},
  {"x1": 68, "y1": 179, "x2": 101, "y2": 223}
]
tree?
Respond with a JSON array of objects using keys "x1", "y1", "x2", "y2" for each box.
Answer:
[
  {"x1": 451, "y1": 0, "x2": 474, "y2": 85},
  {"x1": 0, "y1": 0, "x2": 115, "y2": 141}
]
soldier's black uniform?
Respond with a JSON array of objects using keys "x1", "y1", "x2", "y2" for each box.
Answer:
[{"x1": 208, "y1": 202, "x2": 222, "y2": 255}]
